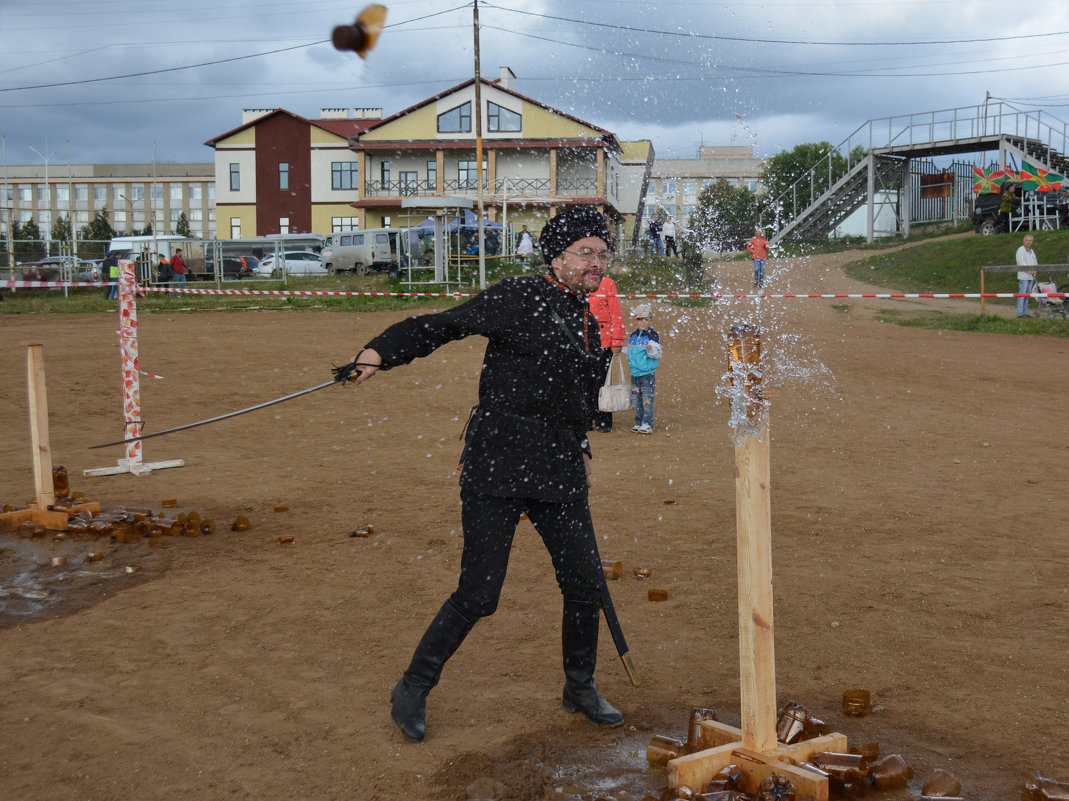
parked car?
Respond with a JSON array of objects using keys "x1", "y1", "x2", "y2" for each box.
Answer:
[
  {"x1": 198, "y1": 254, "x2": 259, "y2": 280},
  {"x1": 18, "y1": 256, "x2": 96, "y2": 282},
  {"x1": 75, "y1": 260, "x2": 102, "y2": 282},
  {"x1": 255, "y1": 250, "x2": 326, "y2": 278},
  {"x1": 972, "y1": 187, "x2": 1069, "y2": 235}
]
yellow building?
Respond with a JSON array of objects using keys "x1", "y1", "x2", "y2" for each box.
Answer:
[{"x1": 204, "y1": 68, "x2": 654, "y2": 248}]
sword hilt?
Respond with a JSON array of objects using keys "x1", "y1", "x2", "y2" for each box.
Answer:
[{"x1": 331, "y1": 360, "x2": 380, "y2": 383}]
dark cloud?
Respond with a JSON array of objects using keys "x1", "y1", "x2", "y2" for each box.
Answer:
[{"x1": 1, "y1": 1, "x2": 1067, "y2": 166}]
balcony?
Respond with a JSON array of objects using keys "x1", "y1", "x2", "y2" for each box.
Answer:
[
  {"x1": 362, "y1": 175, "x2": 603, "y2": 201},
  {"x1": 364, "y1": 178, "x2": 438, "y2": 198}
]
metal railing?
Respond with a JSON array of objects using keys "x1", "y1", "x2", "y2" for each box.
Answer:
[
  {"x1": 364, "y1": 174, "x2": 602, "y2": 200},
  {"x1": 769, "y1": 101, "x2": 1069, "y2": 223}
]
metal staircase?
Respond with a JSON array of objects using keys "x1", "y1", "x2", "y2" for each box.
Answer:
[
  {"x1": 773, "y1": 155, "x2": 904, "y2": 242},
  {"x1": 769, "y1": 101, "x2": 1069, "y2": 244}
]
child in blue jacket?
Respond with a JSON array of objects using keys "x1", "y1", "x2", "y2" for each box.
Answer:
[{"x1": 627, "y1": 303, "x2": 662, "y2": 434}]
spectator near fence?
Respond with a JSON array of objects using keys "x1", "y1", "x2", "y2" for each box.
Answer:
[{"x1": 1015, "y1": 234, "x2": 1038, "y2": 318}]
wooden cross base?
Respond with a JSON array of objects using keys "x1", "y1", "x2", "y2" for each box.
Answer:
[
  {"x1": 0, "y1": 502, "x2": 102, "y2": 533},
  {"x1": 669, "y1": 719, "x2": 848, "y2": 800}
]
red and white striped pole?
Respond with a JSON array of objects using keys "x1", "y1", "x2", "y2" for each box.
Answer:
[
  {"x1": 117, "y1": 260, "x2": 144, "y2": 471},
  {"x1": 84, "y1": 265, "x2": 185, "y2": 479}
]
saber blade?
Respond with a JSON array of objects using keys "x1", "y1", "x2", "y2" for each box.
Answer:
[
  {"x1": 88, "y1": 360, "x2": 372, "y2": 450},
  {"x1": 89, "y1": 379, "x2": 338, "y2": 449}
]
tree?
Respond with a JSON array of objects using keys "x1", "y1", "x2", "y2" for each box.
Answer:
[
  {"x1": 762, "y1": 141, "x2": 869, "y2": 215},
  {"x1": 174, "y1": 212, "x2": 191, "y2": 238},
  {"x1": 141, "y1": 221, "x2": 153, "y2": 237},
  {"x1": 81, "y1": 209, "x2": 117, "y2": 251},
  {"x1": 51, "y1": 213, "x2": 72, "y2": 245},
  {"x1": 689, "y1": 179, "x2": 765, "y2": 253},
  {"x1": 15, "y1": 218, "x2": 42, "y2": 261}
]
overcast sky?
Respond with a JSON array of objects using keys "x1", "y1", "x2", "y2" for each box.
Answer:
[{"x1": 3, "y1": 0, "x2": 1069, "y2": 169}]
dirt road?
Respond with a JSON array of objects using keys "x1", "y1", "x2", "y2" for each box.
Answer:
[{"x1": 1, "y1": 248, "x2": 1065, "y2": 800}]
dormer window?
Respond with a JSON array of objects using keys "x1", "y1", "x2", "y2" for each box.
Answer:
[
  {"x1": 438, "y1": 102, "x2": 472, "y2": 133},
  {"x1": 487, "y1": 102, "x2": 521, "y2": 132}
]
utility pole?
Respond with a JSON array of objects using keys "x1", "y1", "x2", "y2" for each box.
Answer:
[
  {"x1": 67, "y1": 140, "x2": 76, "y2": 262},
  {"x1": 2, "y1": 134, "x2": 11, "y2": 269},
  {"x1": 473, "y1": 0, "x2": 486, "y2": 289},
  {"x1": 29, "y1": 138, "x2": 54, "y2": 257}
]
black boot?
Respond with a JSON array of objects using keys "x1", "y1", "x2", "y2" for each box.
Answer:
[
  {"x1": 561, "y1": 599, "x2": 624, "y2": 727},
  {"x1": 391, "y1": 599, "x2": 476, "y2": 742}
]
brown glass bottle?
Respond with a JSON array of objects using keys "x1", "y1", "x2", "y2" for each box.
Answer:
[
  {"x1": 921, "y1": 768, "x2": 961, "y2": 797},
  {"x1": 1022, "y1": 773, "x2": 1069, "y2": 801},
  {"x1": 646, "y1": 735, "x2": 683, "y2": 766},
  {"x1": 52, "y1": 465, "x2": 71, "y2": 499},
  {"x1": 756, "y1": 773, "x2": 795, "y2": 801},
  {"x1": 776, "y1": 701, "x2": 811, "y2": 744},
  {"x1": 842, "y1": 688, "x2": 870, "y2": 716},
  {"x1": 868, "y1": 754, "x2": 913, "y2": 789},
  {"x1": 810, "y1": 752, "x2": 869, "y2": 779},
  {"x1": 701, "y1": 764, "x2": 742, "y2": 793},
  {"x1": 685, "y1": 707, "x2": 718, "y2": 752},
  {"x1": 849, "y1": 742, "x2": 880, "y2": 763}
]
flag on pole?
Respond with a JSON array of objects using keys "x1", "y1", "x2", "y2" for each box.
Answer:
[
  {"x1": 1020, "y1": 160, "x2": 1064, "y2": 192},
  {"x1": 972, "y1": 166, "x2": 1006, "y2": 194}
]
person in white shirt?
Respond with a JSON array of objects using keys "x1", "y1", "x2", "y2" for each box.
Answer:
[
  {"x1": 1015, "y1": 234, "x2": 1038, "y2": 318},
  {"x1": 662, "y1": 217, "x2": 678, "y2": 257}
]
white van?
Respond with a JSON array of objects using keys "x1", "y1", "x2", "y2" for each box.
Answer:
[{"x1": 321, "y1": 229, "x2": 400, "y2": 275}]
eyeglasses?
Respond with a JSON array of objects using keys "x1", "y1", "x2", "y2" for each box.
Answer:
[
  {"x1": 562, "y1": 247, "x2": 612, "y2": 265},
  {"x1": 634, "y1": 316, "x2": 648, "y2": 320}
]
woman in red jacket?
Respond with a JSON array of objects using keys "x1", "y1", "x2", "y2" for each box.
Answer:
[{"x1": 588, "y1": 273, "x2": 625, "y2": 432}]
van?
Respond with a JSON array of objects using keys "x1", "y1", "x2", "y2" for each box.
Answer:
[{"x1": 321, "y1": 229, "x2": 400, "y2": 275}]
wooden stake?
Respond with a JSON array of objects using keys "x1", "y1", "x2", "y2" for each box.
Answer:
[
  {"x1": 23, "y1": 342, "x2": 55, "y2": 508},
  {"x1": 734, "y1": 427, "x2": 777, "y2": 753},
  {"x1": 667, "y1": 330, "x2": 843, "y2": 799}
]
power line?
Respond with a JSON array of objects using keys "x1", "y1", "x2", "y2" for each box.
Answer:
[
  {"x1": 0, "y1": 3, "x2": 469, "y2": 93},
  {"x1": 482, "y1": 2, "x2": 1069, "y2": 47},
  {"x1": 486, "y1": 25, "x2": 1069, "y2": 80}
]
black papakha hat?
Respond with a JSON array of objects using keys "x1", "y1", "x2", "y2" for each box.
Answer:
[{"x1": 539, "y1": 206, "x2": 612, "y2": 264}]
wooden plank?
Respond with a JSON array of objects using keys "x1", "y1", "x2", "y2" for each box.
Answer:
[
  {"x1": 774, "y1": 731, "x2": 849, "y2": 762},
  {"x1": 731, "y1": 747, "x2": 829, "y2": 801},
  {"x1": 668, "y1": 742, "x2": 741, "y2": 792},
  {"x1": 0, "y1": 508, "x2": 70, "y2": 531},
  {"x1": 735, "y1": 429, "x2": 776, "y2": 752},
  {"x1": 0, "y1": 502, "x2": 100, "y2": 532},
  {"x1": 698, "y1": 719, "x2": 742, "y2": 748},
  {"x1": 24, "y1": 343, "x2": 55, "y2": 509}
]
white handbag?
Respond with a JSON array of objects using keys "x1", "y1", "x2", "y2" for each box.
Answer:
[{"x1": 598, "y1": 355, "x2": 633, "y2": 413}]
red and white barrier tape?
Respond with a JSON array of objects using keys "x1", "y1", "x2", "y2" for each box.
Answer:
[{"x1": 0, "y1": 279, "x2": 1064, "y2": 301}]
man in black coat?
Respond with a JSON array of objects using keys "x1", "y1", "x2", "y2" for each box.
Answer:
[{"x1": 349, "y1": 206, "x2": 623, "y2": 742}]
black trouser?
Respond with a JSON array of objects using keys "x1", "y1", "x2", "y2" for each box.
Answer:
[
  {"x1": 449, "y1": 488, "x2": 603, "y2": 620},
  {"x1": 664, "y1": 236, "x2": 678, "y2": 257},
  {"x1": 591, "y1": 409, "x2": 613, "y2": 432}
]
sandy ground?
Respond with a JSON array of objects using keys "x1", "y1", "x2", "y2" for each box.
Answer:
[{"x1": 1, "y1": 246, "x2": 1066, "y2": 801}]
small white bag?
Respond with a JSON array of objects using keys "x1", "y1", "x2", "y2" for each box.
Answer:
[{"x1": 598, "y1": 355, "x2": 633, "y2": 413}]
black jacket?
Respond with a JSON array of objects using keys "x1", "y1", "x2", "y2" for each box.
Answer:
[{"x1": 365, "y1": 274, "x2": 606, "y2": 501}]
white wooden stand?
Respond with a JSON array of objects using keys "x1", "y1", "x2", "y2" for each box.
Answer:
[{"x1": 84, "y1": 260, "x2": 183, "y2": 477}]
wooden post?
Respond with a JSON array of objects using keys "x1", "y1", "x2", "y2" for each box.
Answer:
[
  {"x1": 734, "y1": 427, "x2": 777, "y2": 753},
  {"x1": 23, "y1": 342, "x2": 55, "y2": 508},
  {"x1": 981, "y1": 268, "x2": 986, "y2": 315}
]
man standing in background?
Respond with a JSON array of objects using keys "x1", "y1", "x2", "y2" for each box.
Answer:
[
  {"x1": 747, "y1": 227, "x2": 769, "y2": 288},
  {"x1": 171, "y1": 248, "x2": 188, "y2": 288},
  {"x1": 1015, "y1": 233, "x2": 1038, "y2": 318}
]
